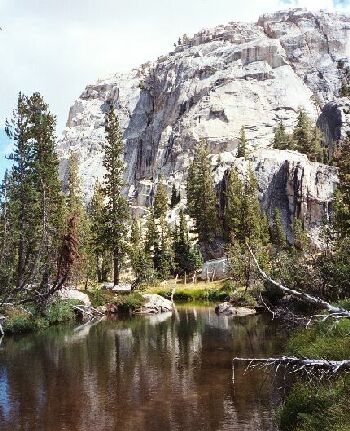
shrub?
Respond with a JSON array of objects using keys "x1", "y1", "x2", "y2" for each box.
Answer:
[
  {"x1": 87, "y1": 289, "x2": 116, "y2": 308},
  {"x1": 4, "y1": 312, "x2": 35, "y2": 334},
  {"x1": 263, "y1": 281, "x2": 284, "y2": 304},
  {"x1": 287, "y1": 319, "x2": 350, "y2": 361},
  {"x1": 45, "y1": 299, "x2": 79, "y2": 325},
  {"x1": 230, "y1": 290, "x2": 257, "y2": 307},
  {"x1": 116, "y1": 292, "x2": 146, "y2": 313},
  {"x1": 278, "y1": 378, "x2": 350, "y2": 431}
]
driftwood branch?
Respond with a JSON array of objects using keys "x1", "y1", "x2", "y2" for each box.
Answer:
[
  {"x1": 246, "y1": 242, "x2": 350, "y2": 319},
  {"x1": 233, "y1": 357, "x2": 350, "y2": 376}
]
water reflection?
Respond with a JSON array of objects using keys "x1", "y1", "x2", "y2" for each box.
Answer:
[{"x1": 0, "y1": 306, "x2": 286, "y2": 431}]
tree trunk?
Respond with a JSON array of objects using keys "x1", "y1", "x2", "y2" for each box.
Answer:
[
  {"x1": 246, "y1": 242, "x2": 350, "y2": 319},
  {"x1": 113, "y1": 250, "x2": 119, "y2": 286},
  {"x1": 233, "y1": 356, "x2": 350, "y2": 373}
]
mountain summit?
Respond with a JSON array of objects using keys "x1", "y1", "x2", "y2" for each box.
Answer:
[{"x1": 57, "y1": 8, "x2": 350, "y2": 244}]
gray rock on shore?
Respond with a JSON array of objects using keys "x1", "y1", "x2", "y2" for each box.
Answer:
[{"x1": 215, "y1": 302, "x2": 256, "y2": 316}]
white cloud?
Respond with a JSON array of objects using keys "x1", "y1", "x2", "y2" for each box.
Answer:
[{"x1": 0, "y1": 0, "x2": 349, "y2": 133}]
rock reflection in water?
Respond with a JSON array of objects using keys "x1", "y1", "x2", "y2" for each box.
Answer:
[{"x1": 0, "y1": 305, "x2": 286, "y2": 431}]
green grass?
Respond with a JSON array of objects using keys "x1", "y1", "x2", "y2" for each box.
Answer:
[
  {"x1": 287, "y1": 319, "x2": 350, "y2": 360},
  {"x1": 146, "y1": 279, "x2": 239, "y2": 303},
  {"x1": 279, "y1": 318, "x2": 350, "y2": 431},
  {"x1": 278, "y1": 378, "x2": 350, "y2": 431}
]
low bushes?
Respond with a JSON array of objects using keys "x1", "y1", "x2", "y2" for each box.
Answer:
[
  {"x1": 278, "y1": 318, "x2": 350, "y2": 431},
  {"x1": 45, "y1": 299, "x2": 80, "y2": 325},
  {"x1": 278, "y1": 378, "x2": 350, "y2": 431},
  {"x1": 287, "y1": 318, "x2": 350, "y2": 361},
  {"x1": 86, "y1": 289, "x2": 116, "y2": 308},
  {"x1": 2, "y1": 298, "x2": 84, "y2": 334},
  {"x1": 115, "y1": 292, "x2": 145, "y2": 312}
]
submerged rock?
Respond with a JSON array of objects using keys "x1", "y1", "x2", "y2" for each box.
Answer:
[
  {"x1": 136, "y1": 294, "x2": 173, "y2": 314},
  {"x1": 215, "y1": 302, "x2": 256, "y2": 316}
]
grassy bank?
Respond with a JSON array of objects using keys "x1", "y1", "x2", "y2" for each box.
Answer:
[
  {"x1": 1, "y1": 299, "x2": 80, "y2": 334},
  {"x1": 278, "y1": 318, "x2": 350, "y2": 431},
  {"x1": 145, "y1": 279, "x2": 258, "y2": 306}
]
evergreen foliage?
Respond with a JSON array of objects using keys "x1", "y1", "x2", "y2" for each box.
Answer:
[
  {"x1": 89, "y1": 182, "x2": 110, "y2": 282},
  {"x1": 65, "y1": 152, "x2": 92, "y2": 286},
  {"x1": 236, "y1": 126, "x2": 247, "y2": 158},
  {"x1": 170, "y1": 183, "x2": 181, "y2": 208},
  {"x1": 187, "y1": 140, "x2": 219, "y2": 242},
  {"x1": 173, "y1": 209, "x2": 202, "y2": 275},
  {"x1": 225, "y1": 165, "x2": 270, "y2": 289},
  {"x1": 272, "y1": 109, "x2": 324, "y2": 162},
  {"x1": 270, "y1": 208, "x2": 287, "y2": 250},
  {"x1": 272, "y1": 121, "x2": 290, "y2": 150},
  {"x1": 100, "y1": 105, "x2": 130, "y2": 285},
  {"x1": 153, "y1": 177, "x2": 168, "y2": 219},
  {"x1": 1, "y1": 92, "x2": 67, "y2": 301}
]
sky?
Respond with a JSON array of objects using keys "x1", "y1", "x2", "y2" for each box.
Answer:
[{"x1": 0, "y1": 0, "x2": 349, "y2": 177}]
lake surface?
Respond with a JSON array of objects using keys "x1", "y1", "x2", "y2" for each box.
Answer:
[{"x1": 0, "y1": 305, "x2": 287, "y2": 431}]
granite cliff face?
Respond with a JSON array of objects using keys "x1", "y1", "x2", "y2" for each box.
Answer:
[{"x1": 57, "y1": 8, "x2": 350, "y2": 245}]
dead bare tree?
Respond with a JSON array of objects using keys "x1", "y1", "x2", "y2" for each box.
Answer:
[
  {"x1": 246, "y1": 242, "x2": 350, "y2": 319},
  {"x1": 233, "y1": 243, "x2": 350, "y2": 376}
]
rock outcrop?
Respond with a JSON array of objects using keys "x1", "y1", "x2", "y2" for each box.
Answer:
[
  {"x1": 57, "y1": 8, "x2": 350, "y2": 245},
  {"x1": 56, "y1": 288, "x2": 91, "y2": 306},
  {"x1": 217, "y1": 148, "x2": 338, "y2": 246}
]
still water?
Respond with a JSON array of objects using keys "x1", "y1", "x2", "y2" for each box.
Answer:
[{"x1": 0, "y1": 305, "x2": 287, "y2": 431}]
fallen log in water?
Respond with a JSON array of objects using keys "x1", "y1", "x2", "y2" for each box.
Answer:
[
  {"x1": 232, "y1": 356, "x2": 350, "y2": 382},
  {"x1": 233, "y1": 356, "x2": 350, "y2": 373},
  {"x1": 246, "y1": 242, "x2": 350, "y2": 319}
]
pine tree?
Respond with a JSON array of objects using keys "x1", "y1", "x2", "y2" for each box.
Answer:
[
  {"x1": 292, "y1": 109, "x2": 323, "y2": 162},
  {"x1": 237, "y1": 126, "x2": 247, "y2": 158},
  {"x1": 292, "y1": 218, "x2": 310, "y2": 251},
  {"x1": 154, "y1": 177, "x2": 168, "y2": 219},
  {"x1": 101, "y1": 105, "x2": 129, "y2": 285},
  {"x1": 224, "y1": 167, "x2": 243, "y2": 242},
  {"x1": 226, "y1": 166, "x2": 270, "y2": 289},
  {"x1": 129, "y1": 218, "x2": 152, "y2": 284},
  {"x1": 186, "y1": 140, "x2": 219, "y2": 242},
  {"x1": 65, "y1": 151, "x2": 93, "y2": 286},
  {"x1": 152, "y1": 179, "x2": 173, "y2": 279},
  {"x1": 0, "y1": 171, "x2": 16, "y2": 292},
  {"x1": 333, "y1": 138, "x2": 350, "y2": 239},
  {"x1": 3, "y1": 92, "x2": 67, "y2": 300},
  {"x1": 6, "y1": 93, "x2": 38, "y2": 290},
  {"x1": 28, "y1": 93, "x2": 65, "y2": 290},
  {"x1": 272, "y1": 121, "x2": 290, "y2": 150},
  {"x1": 170, "y1": 183, "x2": 181, "y2": 208},
  {"x1": 89, "y1": 182, "x2": 110, "y2": 282},
  {"x1": 270, "y1": 208, "x2": 287, "y2": 250},
  {"x1": 173, "y1": 209, "x2": 202, "y2": 275}
]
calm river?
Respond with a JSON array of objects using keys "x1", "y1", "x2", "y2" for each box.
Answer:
[{"x1": 0, "y1": 305, "x2": 287, "y2": 431}]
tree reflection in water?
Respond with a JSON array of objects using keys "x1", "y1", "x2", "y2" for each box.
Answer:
[{"x1": 0, "y1": 306, "x2": 286, "y2": 431}]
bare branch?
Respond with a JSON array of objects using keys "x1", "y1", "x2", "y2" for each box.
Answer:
[{"x1": 246, "y1": 242, "x2": 350, "y2": 319}]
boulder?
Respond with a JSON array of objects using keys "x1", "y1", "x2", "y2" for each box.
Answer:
[
  {"x1": 104, "y1": 283, "x2": 132, "y2": 293},
  {"x1": 56, "y1": 288, "x2": 91, "y2": 306},
  {"x1": 136, "y1": 294, "x2": 173, "y2": 314},
  {"x1": 215, "y1": 302, "x2": 256, "y2": 316}
]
